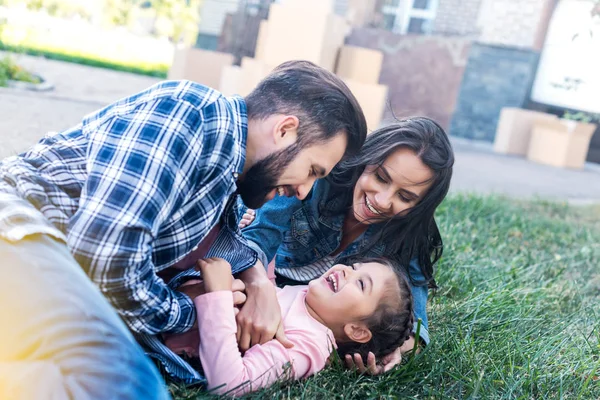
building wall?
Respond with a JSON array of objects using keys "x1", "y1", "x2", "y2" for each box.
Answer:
[
  {"x1": 432, "y1": 0, "x2": 548, "y2": 46},
  {"x1": 197, "y1": 0, "x2": 241, "y2": 36},
  {"x1": 346, "y1": 28, "x2": 471, "y2": 130},
  {"x1": 432, "y1": 0, "x2": 484, "y2": 37},
  {"x1": 450, "y1": 43, "x2": 540, "y2": 141},
  {"x1": 476, "y1": 0, "x2": 547, "y2": 48}
]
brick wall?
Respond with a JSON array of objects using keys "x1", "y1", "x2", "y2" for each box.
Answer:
[
  {"x1": 432, "y1": 0, "x2": 484, "y2": 37},
  {"x1": 432, "y1": 0, "x2": 548, "y2": 48},
  {"x1": 476, "y1": 0, "x2": 547, "y2": 48}
]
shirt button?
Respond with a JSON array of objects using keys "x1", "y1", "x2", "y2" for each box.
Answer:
[
  {"x1": 192, "y1": 245, "x2": 198, "y2": 251},
  {"x1": 233, "y1": 172, "x2": 239, "y2": 179}
]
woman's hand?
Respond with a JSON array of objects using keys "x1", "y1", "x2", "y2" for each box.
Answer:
[
  {"x1": 344, "y1": 348, "x2": 401, "y2": 375},
  {"x1": 344, "y1": 334, "x2": 417, "y2": 375},
  {"x1": 238, "y1": 209, "x2": 256, "y2": 229},
  {"x1": 196, "y1": 258, "x2": 234, "y2": 292}
]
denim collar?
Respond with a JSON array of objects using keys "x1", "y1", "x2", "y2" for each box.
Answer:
[{"x1": 315, "y1": 181, "x2": 387, "y2": 255}]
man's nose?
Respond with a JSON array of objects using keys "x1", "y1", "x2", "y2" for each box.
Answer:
[{"x1": 295, "y1": 177, "x2": 317, "y2": 200}]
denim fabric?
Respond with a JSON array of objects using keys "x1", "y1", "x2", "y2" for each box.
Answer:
[
  {"x1": 0, "y1": 233, "x2": 169, "y2": 400},
  {"x1": 242, "y1": 179, "x2": 431, "y2": 344}
]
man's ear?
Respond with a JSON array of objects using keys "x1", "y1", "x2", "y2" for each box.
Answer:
[
  {"x1": 272, "y1": 115, "x2": 299, "y2": 148},
  {"x1": 343, "y1": 323, "x2": 372, "y2": 344}
]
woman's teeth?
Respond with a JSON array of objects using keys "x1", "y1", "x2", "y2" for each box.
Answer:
[
  {"x1": 365, "y1": 195, "x2": 382, "y2": 215},
  {"x1": 277, "y1": 187, "x2": 285, "y2": 196}
]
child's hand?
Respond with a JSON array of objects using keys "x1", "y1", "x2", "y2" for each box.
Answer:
[
  {"x1": 197, "y1": 257, "x2": 233, "y2": 292},
  {"x1": 238, "y1": 208, "x2": 256, "y2": 229}
]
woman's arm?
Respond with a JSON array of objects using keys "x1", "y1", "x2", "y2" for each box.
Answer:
[{"x1": 242, "y1": 194, "x2": 303, "y2": 268}]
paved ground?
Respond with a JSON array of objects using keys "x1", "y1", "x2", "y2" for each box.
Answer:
[
  {"x1": 1, "y1": 54, "x2": 599, "y2": 204},
  {"x1": 449, "y1": 138, "x2": 600, "y2": 204}
]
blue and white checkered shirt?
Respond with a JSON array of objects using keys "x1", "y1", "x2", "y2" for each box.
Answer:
[{"x1": 0, "y1": 80, "x2": 257, "y2": 335}]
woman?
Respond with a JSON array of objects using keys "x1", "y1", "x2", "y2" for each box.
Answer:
[{"x1": 241, "y1": 117, "x2": 454, "y2": 372}]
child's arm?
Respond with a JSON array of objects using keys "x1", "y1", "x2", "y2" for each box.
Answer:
[{"x1": 196, "y1": 259, "x2": 327, "y2": 396}]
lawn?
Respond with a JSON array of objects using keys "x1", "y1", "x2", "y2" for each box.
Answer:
[
  {"x1": 0, "y1": 14, "x2": 171, "y2": 78},
  {"x1": 169, "y1": 194, "x2": 600, "y2": 399}
]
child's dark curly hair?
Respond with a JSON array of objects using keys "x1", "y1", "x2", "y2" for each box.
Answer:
[{"x1": 335, "y1": 257, "x2": 414, "y2": 363}]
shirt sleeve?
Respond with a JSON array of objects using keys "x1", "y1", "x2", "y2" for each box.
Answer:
[
  {"x1": 195, "y1": 292, "x2": 329, "y2": 396},
  {"x1": 242, "y1": 193, "x2": 304, "y2": 268},
  {"x1": 407, "y1": 257, "x2": 430, "y2": 345},
  {"x1": 67, "y1": 94, "x2": 207, "y2": 335}
]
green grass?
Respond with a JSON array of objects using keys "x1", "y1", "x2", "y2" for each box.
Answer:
[
  {"x1": 169, "y1": 194, "x2": 600, "y2": 399},
  {"x1": 0, "y1": 43, "x2": 168, "y2": 78}
]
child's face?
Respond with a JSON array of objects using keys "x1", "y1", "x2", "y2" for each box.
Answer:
[{"x1": 305, "y1": 262, "x2": 395, "y2": 333}]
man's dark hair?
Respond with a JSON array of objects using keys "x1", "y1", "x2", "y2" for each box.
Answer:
[{"x1": 245, "y1": 60, "x2": 367, "y2": 157}]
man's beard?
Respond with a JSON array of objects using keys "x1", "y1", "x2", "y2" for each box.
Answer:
[{"x1": 236, "y1": 144, "x2": 301, "y2": 209}]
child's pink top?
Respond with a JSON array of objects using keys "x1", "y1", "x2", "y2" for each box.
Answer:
[{"x1": 194, "y1": 286, "x2": 336, "y2": 396}]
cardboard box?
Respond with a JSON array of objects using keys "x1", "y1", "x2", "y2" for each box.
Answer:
[
  {"x1": 262, "y1": 3, "x2": 349, "y2": 71},
  {"x1": 281, "y1": 0, "x2": 335, "y2": 15},
  {"x1": 168, "y1": 47, "x2": 234, "y2": 89},
  {"x1": 237, "y1": 57, "x2": 274, "y2": 97},
  {"x1": 336, "y1": 45, "x2": 384, "y2": 85},
  {"x1": 527, "y1": 119, "x2": 596, "y2": 169},
  {"x1": 343, "y1": 79, "x2": 388, "y2": 132},
  {"x1": 254, "y1": 20, "x2": 269, "y2": 61},
  {"x1": 493, "y1": 108, "x2": 558, "y2": 156},
  {"x1": 219, "y1": 65, "x2": 242, "y2": 97}
]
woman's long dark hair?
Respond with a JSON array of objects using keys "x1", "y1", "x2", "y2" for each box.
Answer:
[{"x1": 325, "y1": 117, "x2": 454, "y2": 288}]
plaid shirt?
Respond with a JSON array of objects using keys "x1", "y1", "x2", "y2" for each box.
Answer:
[{"x1": 0, "y1": 80, "x2": 257, "y2": 335}]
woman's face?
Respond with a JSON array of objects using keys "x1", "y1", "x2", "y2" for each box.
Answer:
[{"x1": 351, "y1": 147, "x2": 434, "y2": 224}]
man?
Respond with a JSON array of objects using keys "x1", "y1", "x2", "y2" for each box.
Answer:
[{"x1": 0, "y1": 60, "x2": 367, "y2": 398}]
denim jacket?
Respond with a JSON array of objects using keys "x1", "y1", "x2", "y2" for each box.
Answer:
[{"x1": 242, "y1": 179, "x2": 430, "y2": 345}]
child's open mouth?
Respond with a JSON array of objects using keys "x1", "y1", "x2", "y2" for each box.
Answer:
[{"x1": 327, "y1": 273, "x2": 339, "y2": 292}]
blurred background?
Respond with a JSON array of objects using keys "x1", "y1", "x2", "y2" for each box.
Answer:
[{"x1": 0, "y1": 0, "x2": 599, "y2": 202}]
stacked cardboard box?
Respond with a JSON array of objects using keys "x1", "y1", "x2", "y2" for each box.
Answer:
[
  {"x1": 343, "y1": 80, "x2": 388, "y2": 132},
  {"x1": 493, "y1": 108, "x2": 558, "y2": 156},
  {"x1": 219, "y1": 65, "x2": 242, "y2": 97},
  {"x1": 215, "y1": 0, "x2": 388, "y2": 131},
  {"x1": 527, "y1": 119, "x2": 596, "y2": 169},
  {"x1": 220, "y1": 0, "x2": 345, "y2": 95},
  {"x1": 168, "y1": 46, "x2": 234, "y2": 89},
  {"x1": 254, "y1": 20, "x2": 269, "y2": 61},
  {"x1": 335, "y1": 46, "x2": 387, "y2": 131},
  {"x1": 260, "y1": 2, "x2": 348, "y2": 71},
  {"x1": 336, "y1": 45, "x2": 384, "y2": 84}
]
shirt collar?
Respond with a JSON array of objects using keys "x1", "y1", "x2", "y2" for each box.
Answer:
[{"x1": 225, "y1": 95, "x2": 248, "y2": 178}]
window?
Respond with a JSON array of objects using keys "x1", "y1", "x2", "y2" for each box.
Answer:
[
  {"x1": 381, "y1": 0, "x2": 438, "y2": 34},
  {"x1": 412, "y1": 0, "x2": 431, "y2": 10},
  {"x1": 407, "y1": 17, "x2": 429, "y2": 33},
  {"x1": 383, "y1": 13, "x2": 397, "y2": 30}
]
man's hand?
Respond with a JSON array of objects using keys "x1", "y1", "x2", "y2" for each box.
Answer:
[
  {"x1": 236, "y1": 261, "x2": 293, "y2": 352},
  {"x1": 196, "y1": 258, "x2": 233, "y2": 292}
]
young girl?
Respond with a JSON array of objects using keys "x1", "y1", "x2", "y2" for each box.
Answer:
[{"x1": 172, "y1": 256, "x2": 414, "y2": 396}]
